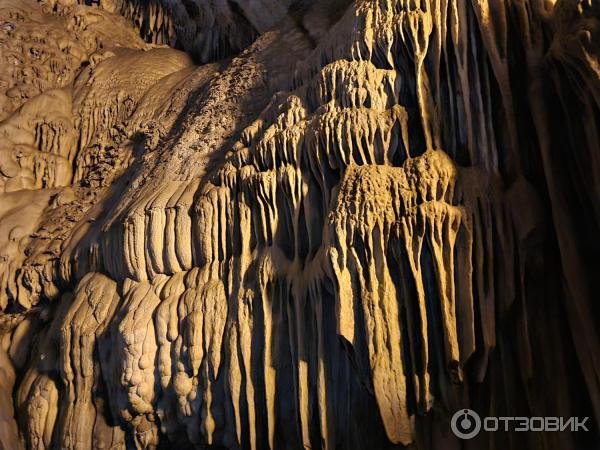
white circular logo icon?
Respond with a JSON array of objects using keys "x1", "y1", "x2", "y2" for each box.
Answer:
[{"x1": 451, "y1": 409, "x2": 481, "y2": 439}]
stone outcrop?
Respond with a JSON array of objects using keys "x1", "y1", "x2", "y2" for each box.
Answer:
[{"x1": 0, "y1": 0, "x2": 599, "y2": 449}]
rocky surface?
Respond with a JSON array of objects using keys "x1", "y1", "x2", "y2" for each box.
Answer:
[{"x1": 0, "y1": 0, "x2": 599, "y2": 449}]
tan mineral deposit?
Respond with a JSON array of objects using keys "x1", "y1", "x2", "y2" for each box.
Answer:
[{"x1": 0, "y1": 0, "x2": 599, "y2": 449}]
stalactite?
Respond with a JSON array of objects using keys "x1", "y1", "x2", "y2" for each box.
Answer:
[{"x1": 0, "y1": 0, "x2": 599, "y2": 449}]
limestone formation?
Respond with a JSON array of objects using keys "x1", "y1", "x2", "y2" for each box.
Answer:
[{"x1": 0, "y1": 0, "x2": 599, "y2": 449}]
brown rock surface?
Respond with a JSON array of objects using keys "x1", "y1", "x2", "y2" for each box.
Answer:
[{"x1": 0, "y1": 0, "x2": 599, "y2": 449}]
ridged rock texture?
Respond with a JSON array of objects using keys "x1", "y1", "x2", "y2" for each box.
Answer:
[{"x1": 0, "y1": 0, "x2": 599, "y2": 449}]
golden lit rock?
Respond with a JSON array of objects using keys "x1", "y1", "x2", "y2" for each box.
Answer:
[{"x1": 0, "y1": 1, "x2": 599, "y2": 449}]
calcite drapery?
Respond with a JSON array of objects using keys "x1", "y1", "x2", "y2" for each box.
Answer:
[{"x1": 1, "y1": 0, "x2": 599, "y2": 449}]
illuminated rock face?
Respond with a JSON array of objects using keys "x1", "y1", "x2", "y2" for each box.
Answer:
[{"x1": 0, "y1": 0, "x2": 599, "y2": 449}]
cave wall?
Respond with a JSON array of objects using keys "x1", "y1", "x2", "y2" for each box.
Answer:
[{"x1": 0, "y1": 0, "x2": 599, "y2": 449}]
